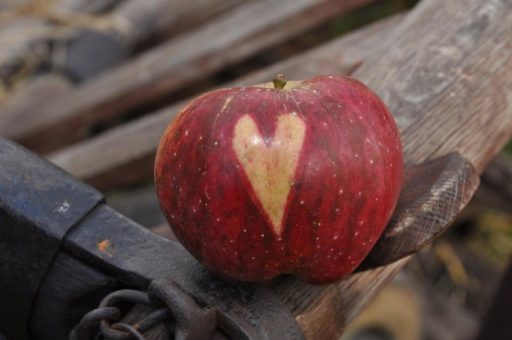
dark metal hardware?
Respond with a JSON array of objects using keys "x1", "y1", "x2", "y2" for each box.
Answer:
[
  {"x1": 59, "y1": 204, "x2": 305, "y2": 339},
  {"x1": 147, "y1": 278, "x2": 217, "y2": 340},
  {"x1": 70, "y1": 307, "x2": 121, "y2": 340},
  {"x1": 70, "y1": 279, "x2": 217, "y2": 340},
  {"x1": 0, "y1": 137, "x2": 304, "y2": 340},
  {"x1": 0, "y1": 138, "x2": 103, "y2": 340}
]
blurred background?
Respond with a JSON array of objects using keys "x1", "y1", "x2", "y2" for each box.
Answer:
[{"x1": 1, "y1": 1, "x2": 511, "y2": 339}]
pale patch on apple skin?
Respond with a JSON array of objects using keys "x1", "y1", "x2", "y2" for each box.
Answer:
[
  {"x1": 233, "y1": 113, "x2": 306, "y2": 236},
  {"x1": 220, "y1": 95, "x2": 233, "y2": 113}
]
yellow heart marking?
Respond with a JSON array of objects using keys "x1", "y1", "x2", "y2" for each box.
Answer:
[{"x1": 233, "y1": 113, "x2": 306, "y2": 236}]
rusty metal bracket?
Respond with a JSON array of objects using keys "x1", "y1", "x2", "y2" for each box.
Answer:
[{"x1": 0, "y1": 138, "x2": 304, "y2": 339}]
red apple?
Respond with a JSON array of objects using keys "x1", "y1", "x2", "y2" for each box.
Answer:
[{"x1": 155, "y1": 75, "x2": 403, "y2": 284}]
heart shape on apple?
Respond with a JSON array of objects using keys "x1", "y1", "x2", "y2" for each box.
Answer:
[
  {"x1": 155, "y1": 75, "x2": 403, "y2": 284},
  {"x1": 233, "y1": 113, "x2": 305, "y2": 237}
]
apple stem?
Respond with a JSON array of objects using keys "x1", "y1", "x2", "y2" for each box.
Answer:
[{"x1": 273, "y1": 74, "x2": 287, "y2": 89}]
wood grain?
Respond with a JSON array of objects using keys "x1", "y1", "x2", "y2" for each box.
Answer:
[
  {"x1": 0, "y1": 18, "x2": 53, "y2": 83},
  {"x1": 273, "y1": 0, "x2": 512, "y2": 338},
  {"x1": 113, "y1": 0, "x2": 246, "y2": 47},
  {"x1": 354, "y1": 0, "x2": 512, "y2": 173},
  {"x1": 0, "y1": 0, "x2": 243, "y2": 131},
  {"x1": 2, "y1": 0, "x2": 374, "y2": 153},
  {"x1": 49, "y1": 13, "x2": 403, "y2": 190},
  {"x1": 281, "y1": 257, "x2": 410, "y2": 339},
  {"x1": 0, "y1": 0, "x2": 122, "y2": 83},
  {"x1": 0, "y1": 75, "x2": 72, "y2": 118}
]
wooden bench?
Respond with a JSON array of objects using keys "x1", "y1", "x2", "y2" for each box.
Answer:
[{"x1": 1, "y1": 0, "x2": 511, "y2": 338}]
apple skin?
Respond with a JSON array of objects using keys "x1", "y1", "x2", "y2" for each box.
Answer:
[{"x1": 155, "y1": 75, "x2": 403, "y2": 284}]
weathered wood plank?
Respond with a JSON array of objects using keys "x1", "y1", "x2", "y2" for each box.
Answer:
[
  {"x1": 0, "y1": 75, "x2": 72, "y2": 120},
  {"x1": 0, "y1": 18, "x2": 53, "y2": 84},
  {"x1": 355, "y1": 0, "x2": 512, "y2": 173},
  {"x1": 286, "y1": 258, "x2": 410, "y2": 339},
  {"x1": 0, "y1": 0, "x2": 122, "y2": 82},
  {"x1": 2, "y1": 0, "x2": 374, "y2": 153},
  {"x1": 49, "y1": 13, "x2": 403, "y2": 190},
  {"x1": 275, "y1": 0, "x2": 512, "y2": 338},
  {"x1": 113, "y1": 0, "x2": 246, "y2": 47},
  {"x1": 0, "y1": 0, "x2": 244, "y2": 123},
  {"x1": 50, "y1": 0, "x2": 122, "y2": 14}
]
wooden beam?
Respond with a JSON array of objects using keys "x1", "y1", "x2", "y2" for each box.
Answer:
[
  {"x1": 2, "y1": 0, "x2": 374, "y2": 153},
  {"x1": 0, "y1": 75, "x2": 72, "y2": 119},
  {"x1": 354, "y1": 1, "x2": 512, "y2": 174},
  {"x1": 0, "y1": 0, "x2": 244, "y2": 129},
  {"x1": 113, "y1": 0, "x2": 246, "y2": 46},
  {"x1": 276, "y1": 0, "x2": 512, "y2": 338},
  {"x1": 49, "y1": 12, "x2": 403, "y2": 190},
  {"x1": 0, "y1": 0, "x2": 122, "y2": 82}
]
